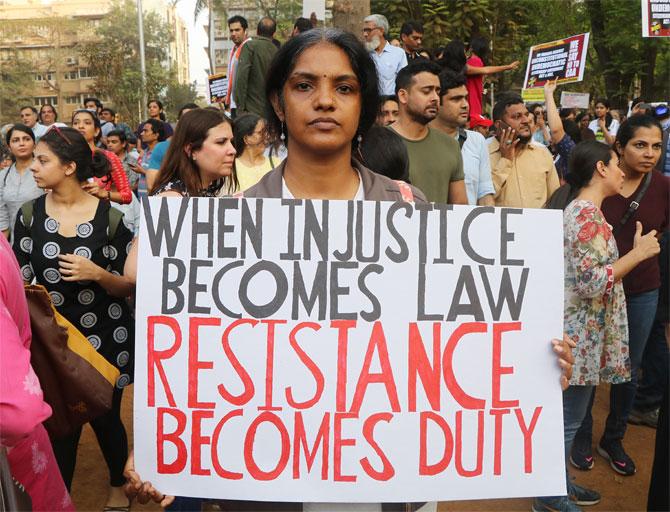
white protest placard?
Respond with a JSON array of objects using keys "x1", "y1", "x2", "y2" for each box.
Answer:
[
  {"x1": 302, "y1": 0, "x2": 325, "y2": 20},
  {"x1": 560, "y1": 91, "x2": 590, "y2": 109},
  {"x1": 134, "y1": 198, "x2": 566, "y2": 503}
]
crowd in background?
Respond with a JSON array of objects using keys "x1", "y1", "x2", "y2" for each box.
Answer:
[{"x1": 0, "y1": 11, "x2": 669, "y2": 512}]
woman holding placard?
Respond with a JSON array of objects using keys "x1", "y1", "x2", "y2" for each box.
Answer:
[{"x1": 124, "y1": 28, "x2": 576, "y2": 512}]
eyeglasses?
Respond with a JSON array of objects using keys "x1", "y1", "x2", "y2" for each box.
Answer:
[
  {"x1": 47, "y1": 124, "x2": 72, "y2": 145},
  {"x1": 362, "y1": 27, "x2": 379, "y2": 34}
]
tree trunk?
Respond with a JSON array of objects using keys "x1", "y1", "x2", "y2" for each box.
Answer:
[
  {"x1": 586, "y1": 0, "x2": 624, "y2": 107},
  {"x1": 640, "y1": 39, "x2": 658, "y2": 100},
  {"x1": 332, "y1": 0, "x2": 370, "y2": 36}
]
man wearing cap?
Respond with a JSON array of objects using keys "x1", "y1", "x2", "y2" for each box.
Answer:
[
  {"x1": 431, "y1": 69, "x2": 494, "y2": 206},
  {"x1": 488, "y1": 93, "x2": 560, "y2": 208},
  {"x1": 469, "y1": 114, "x2": 493, "y2": 138}
]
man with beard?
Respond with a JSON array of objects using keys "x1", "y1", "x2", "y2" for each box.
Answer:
[
  {"x1": 390, "y1": 61, "x2": 467, "y2": 204},
  {"x1": 489, "y1": 93, "x2": 560, "y2": 208},
  {"x1": 363, "y1": 14, "x2": 407, "y2": 95},
  {"x1": 431, "y1": 69, "x2": 494, "y2": 206}
]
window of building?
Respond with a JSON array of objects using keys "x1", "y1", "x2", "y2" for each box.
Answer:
[
  {"x1": 35, "y1": 72, "x2": 54, "y2": 82},
  {"x1": 78, "y1": 67, "x2": 91, "y2": 78},
  {"x1": 33, "y1": 96, "x2": 58, "y2": 106},
  {"x1": 66, "y1": 95, "x2": 81, "y2": 104},
  {"x1": 63, "y1": 70, "x2": 79, "y2": 80}
]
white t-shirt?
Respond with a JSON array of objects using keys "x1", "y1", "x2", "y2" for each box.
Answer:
[{"x1": 588, "y1": 118, "x2": 619, "y2": 142}]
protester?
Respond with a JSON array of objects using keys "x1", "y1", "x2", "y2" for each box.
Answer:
[
  {"x1": 469, "y1": 113, "x2": 493, "y2": 138},
  {"x1": 377, "y1": 94, "x2": 399, "y2": 126},
  {"x1": 390, "y1": 60, "x2": 467, "y2": 204},
  {"x1": 0, "y1": 124, "x2": 43, "y2": 241},
  {"x1": 123, "y1": 29, "x2": 575, "y2": 512},
  {"x1": 232, "y1": 113, "x2": 273, "y2": 191},
  {"x1": 560, "y1": 108, "x2": 577, "y2": 122},
  {"x1": 430, "y1": 69, "x2": 494, "y2": 205},
  {"x1": 12, "y1": 126, "x2": 134, "y2": 509},
  {"x1": 39, "y1": 104, "x2": 58, "y2": 128},
  {"x1": 538, "y1": 140, "x2": 661, "y2": 512},
  {"x1": 588, "y1": 98, "x2": 619, "y2": 145},
  {"x1": 72, "y1": 109, "x2": 133, "y2": 205},
  {"x1": 357, "y1": 125, "x2": 410, "y2": 182},
  {"x1": 489, "y1": 93, "x2": 560, "y2": 208},
  {"x1": 135, "y1": 117, "x2": 166, "y2": 196},
  {"x1": 363, "y1": 14, "x2": 408, "y2": 95},
  {"x1": 234, "y1": 17, "x2": 278, "y2": 118},
  {"x1": 399, "y1": 20, "x2": 424, "y2": 61},
  {"x1": 99, "y1": 107, "x2": 117, "y2": 141},
  {"x1": 465, "y1": 36, "x2": 520, "y2": 120},
  {"x1": 543, "y1": 79, "x2": 577, "y2": 181},
  {"x1": 572, "y1": 115, "x2": 668, "y2": 476},
  {"x1": 292, "y1": 16, "x2": 312, "y2": 36},
  {"x1": 83, "y1": 97, "x2": 103, "y2": 115},
  {"x1": 1, "y1": 235, "x2": 74, "y2": 512},
  {"x1": 106, "y1": 129, "x2": 139, "y2": 191},
  {"x1": 19, "y1": 105, "x2": 48, "y2": 141},
  {"x1": 141, "y1": 100, "x2": 173, "y2": 140},
  {"x1": 529, "y1": 103, "x2": 550, "y2": 146},
  {"x1": 225, "y1": 15, "x2": 250, "y2": 117}
]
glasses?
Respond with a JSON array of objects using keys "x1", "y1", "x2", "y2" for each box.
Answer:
[
  {"x1": 47, "y1": 125, "x2": 72, "y2": 145},
  {"x1": 362, "y1": 27, "x2": 379, "y2": 34}
]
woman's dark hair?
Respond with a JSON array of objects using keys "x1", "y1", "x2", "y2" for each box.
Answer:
[
  {"x1": 106, "y1": 129, "x2": 127, "y2": 143},
  {"x1": 357, "y1": 126, "x2": 410, "y2": 182},
  {"x1": 565, "y1": 140, "x2": 613, "y2": 190},
  {"x1": 72, "y1": 109, "x2": 102, "y2": 144},
  {"x1": 233, "y1": 113, "x2": 263, "y2": 156},
  {"x1": 594, "y1": 97, "x2": 614, "y2": 129},
  {"x1": 39, "y1": 104, "x2": 58, "y2": 123},
  {"x1": 468, "y1": 35, "x2": 489, "y2": 64},
  {"x1": 438, "y1": 40, "x2": 467, "y2": 73},
  {"x1": 5, "y1": 123, "x2": 35, "y2": 147},
  {"x1": 148, "y1": 99, "x2": 167, "y2": 122},
  {"x1": 576, "y1": 112, "x2": 590, "y2": 123},
  {"x1": 264, "y1": 28, "x2": 380, "y2": 150},
  {"x1": 39, "y1": 127, "x2": 110, "y2": 182},
  {"x1": 178, "y1": 103, "x2": 199, "y2": 120},
  {"x1": 615, "y1": 114, "x2": 663, "y2": 153},
  {"x1": 563, "y1": 119, "x2": 581, "y2": 144},
  {"x1": 151, "y1": 109, "x2": 237, "y2": 196}
]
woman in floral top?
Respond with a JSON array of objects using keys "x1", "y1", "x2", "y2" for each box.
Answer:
[{"x1": 535, "y1": 140, "x2": 660, "y2": 512}]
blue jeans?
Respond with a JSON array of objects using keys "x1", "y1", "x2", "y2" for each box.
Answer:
[
  {"x1": 575, "y1": 288, "x2": 660, "y2": 445},
  {"x1": 563, "y1": 385, "x2": 595, "y2": 458}
]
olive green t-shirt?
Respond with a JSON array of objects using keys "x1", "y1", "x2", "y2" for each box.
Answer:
[{"x1": 392, "y1": 126, "x2": 464, "y2": 203}]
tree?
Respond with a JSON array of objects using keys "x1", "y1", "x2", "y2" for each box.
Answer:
[
  {"x1": 0, "y1": 50, "x2": 33, "y2": 123},
  {"x1": 79, "y1": 0, "x2": 174, "y2": 125},
  {"x1": 160, "y1": 80, "x2": 200, "y2": 121},
  {"x1": 332, "y1": 0, "x2": 370, "y2": 35}
]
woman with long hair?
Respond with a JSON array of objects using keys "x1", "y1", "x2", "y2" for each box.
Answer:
[
  {"x1": 535, "y1": 140, "x2": 660, "y2": 512},
  {"x1": 12, "y1": 126, "x2": 135, "y2": 510},
  {"x1": 588, "y1": 98, "x2": 619, "y2": 146},
  {"x1": 571, "y1": 115, "x2": 668, "y2": 477},
  {"x1": 232, "y1": 113, "x2": 273, "y2": 191},
  {"x1": 72, "y1": 109, "x2": 133, "y2": 205},
  {"x1": 125, "y1": 28, "x2": 576, "y2": 512},
  {"x1": 0, "y1": 124, "x2": 43, "y2": 240}
]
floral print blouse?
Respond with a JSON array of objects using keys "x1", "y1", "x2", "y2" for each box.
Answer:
[{"x1": 564, "y1": 199, "x2": 630, "y2": 386}]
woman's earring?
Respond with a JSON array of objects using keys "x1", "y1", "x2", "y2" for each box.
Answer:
[
  {"x1": 357, "y1": 133, "x2": 363, "y2": 144},
  {"x1": 280, "y1": 122, "x2": 286, "y2": 142}
]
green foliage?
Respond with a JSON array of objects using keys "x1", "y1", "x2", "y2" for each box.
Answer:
[
  {"x1": 160, "y1": 80, "x2": 200, "y2": 120},
  {"x1": 0, "y1": 50, "x2": 33, "y2": 123},
  {"x1": 78, "y1": 0, "x2": 174, "y2": 125}
]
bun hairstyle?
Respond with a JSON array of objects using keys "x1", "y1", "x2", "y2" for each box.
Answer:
[
  {"x1": 565, "y1": 140, "x2": 613, "y2": 190},
  {"x1": 39, "y1": 127, "x2": 110, "y2": 182}
]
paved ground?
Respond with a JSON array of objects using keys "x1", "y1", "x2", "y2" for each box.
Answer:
[{"x1": 72, "y1": 384, "x2": 657, "y2": 511}]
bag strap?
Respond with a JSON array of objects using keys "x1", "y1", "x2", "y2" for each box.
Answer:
[
  {"x1": 617, "y1": 171, "x2": 653, "y2": 232},
  {"x1": 20, "y1": 199, "x2": 34, "y2": 229}
]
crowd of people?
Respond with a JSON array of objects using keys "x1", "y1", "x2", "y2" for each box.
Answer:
[{"x1": 0, "y1": 11, "x2": 669, "y2": 512}]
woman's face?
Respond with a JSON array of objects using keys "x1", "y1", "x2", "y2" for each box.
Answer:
[
  {"x1": 602, "y1": 151, "x2": 624, "y2": 195},
  {"x1": 277, "y1": 42, "x2": 361, "y2": 156},
  {"x1": 579, "y1": 115, "x2": 590, "y2": 129},
  {"x1": 619, "y1": 126, "x2": 663, "y2": 174},
  {"x1": 149, "y1": 102, "x2": 161, "y2": 118},
  {"x1": 192, "y1": 122, "x2": 236, "y2": 184},
  {"x1": 595, "y1": 102, "x2": 608, "y2": 119},
  {"x1": 30, "y1": 141, "x2": 74, "y2": 189},
  {"x1": 245, "y1": 119, "x2": 267, "y2": 148},
  {"x1": 72, "y1": 112, "x2": 99, "y2": 143},
  {"x1": 8, "y1": 130, "x2": 35, "y2": 160}
]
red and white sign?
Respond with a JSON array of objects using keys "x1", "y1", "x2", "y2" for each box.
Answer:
[
  {"x1": 642, "y1": 0, "x2": 670, "y2": 37},
  {"x1": 523, "y1": 33, "x2": 589, "y2": 89},
  {"x1": 134, "y1": 198, "x2": 566, "y2": 503}
]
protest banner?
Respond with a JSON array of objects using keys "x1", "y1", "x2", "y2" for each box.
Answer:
[
  {"x1": 560, "y1": 91, "x2": 590, "y2": 109},
  {"x1": 521, "y1": 88, "x2": 545, "y2": 104},
  {"x1": 208, "y1": 73, "x2": 227, "y2": 103},
  {"x1": 523, "y1": 33, "x2": 589, "y2": 89},
  {"x1": 134, "y1": 197, "x2": 566, "y2": 503},
  {"x1": 642, "y1": 0, "x2": 670, "y2": 37},
  {"x1": 303, "y1": 0, "x2": 326, "y2": 20}
]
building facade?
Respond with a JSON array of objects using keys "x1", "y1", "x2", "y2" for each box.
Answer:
[{"x1": 0, "y1": 0, "x2": 189, "y2": 123}]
